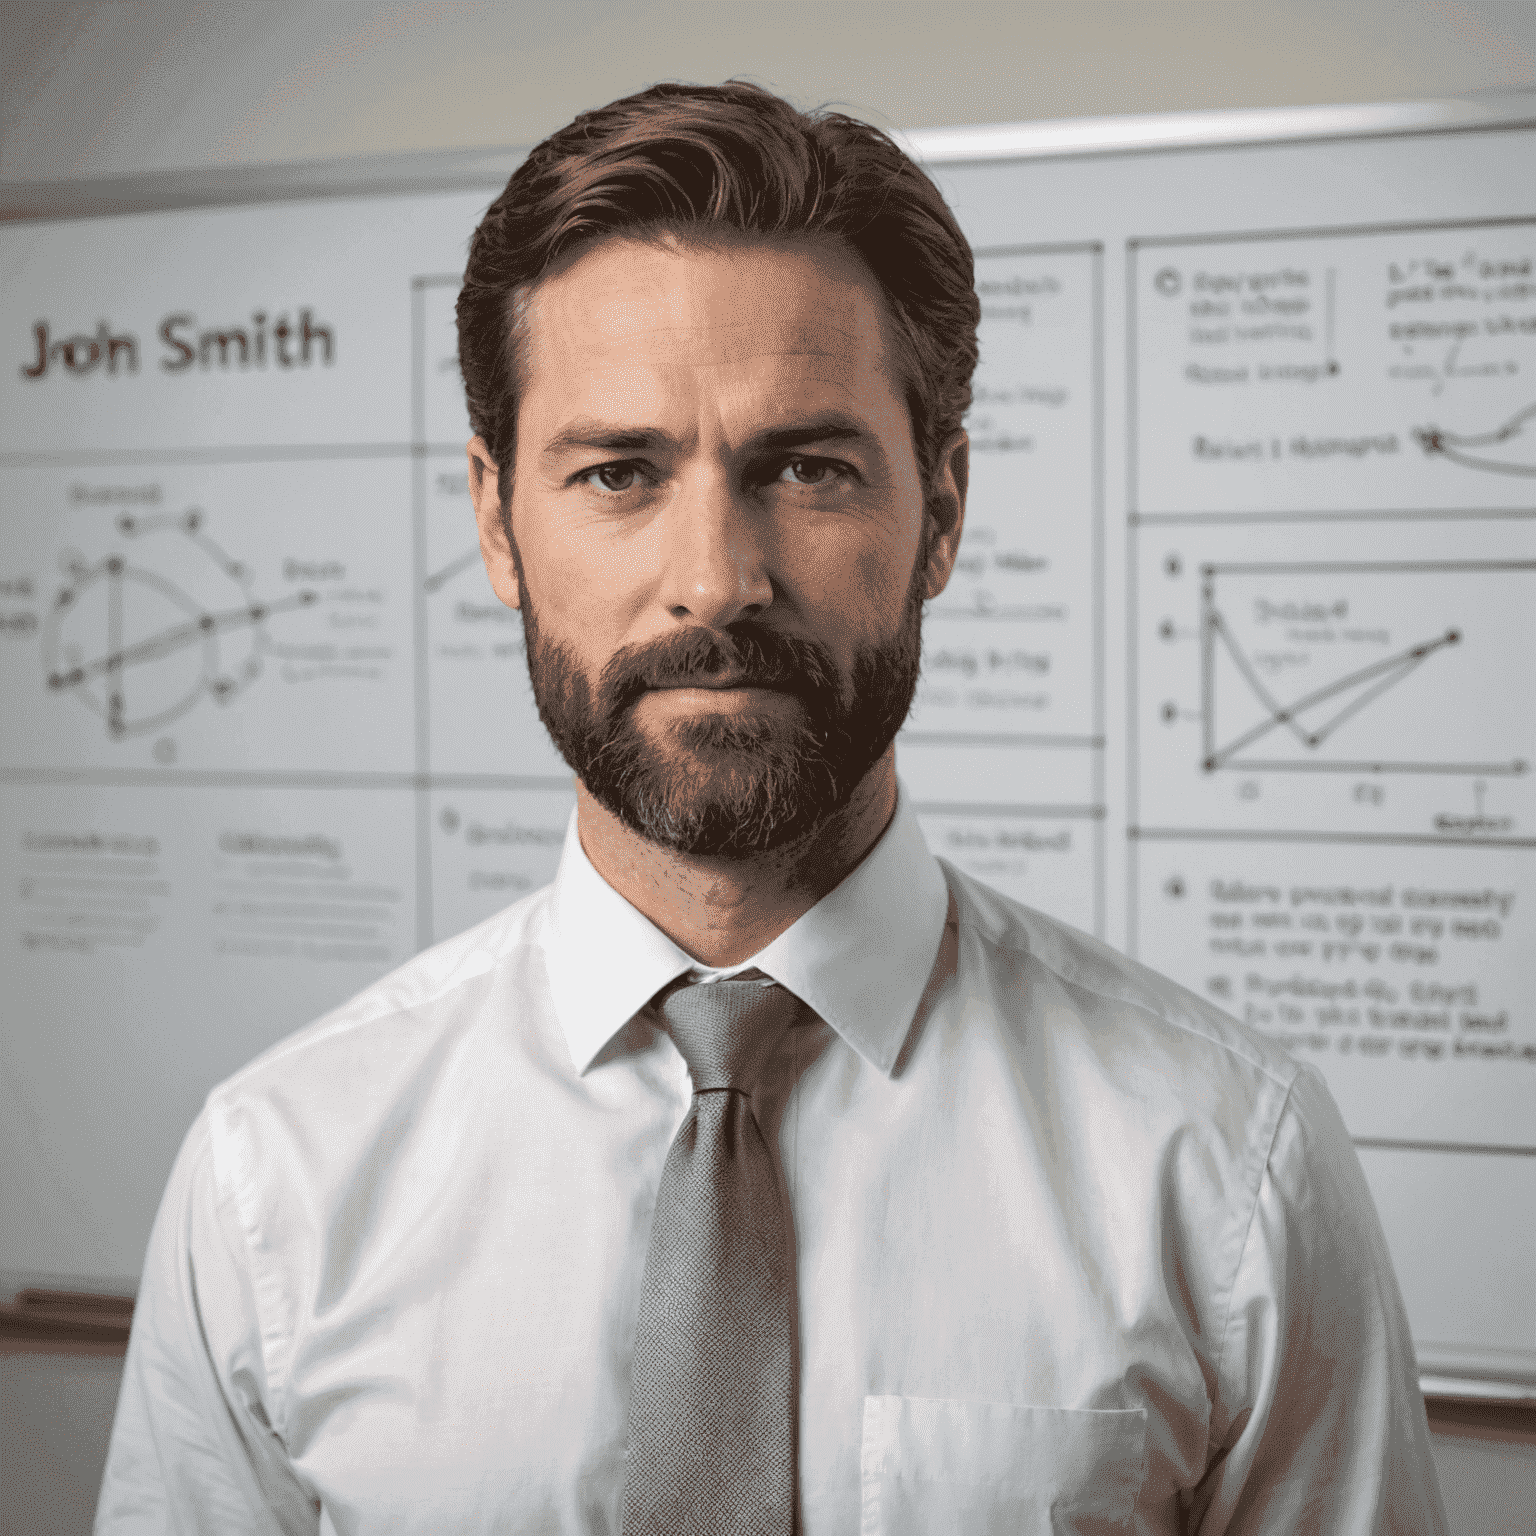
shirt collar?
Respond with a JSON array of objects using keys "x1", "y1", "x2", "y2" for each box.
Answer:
[{"x1": 545, "y1": 785, "x2": 949, "y2": 1077}]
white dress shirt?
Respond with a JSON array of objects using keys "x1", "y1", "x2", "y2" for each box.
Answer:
[{"x1": 96, "y1": 789, "x2": 1446, "y2": 1535}]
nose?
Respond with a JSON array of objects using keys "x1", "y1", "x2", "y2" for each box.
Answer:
[{"x1": 657, "y1": 470, "x2": 775, "y2": 628}]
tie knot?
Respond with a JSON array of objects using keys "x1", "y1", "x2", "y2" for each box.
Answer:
[{"x1": 656, "y1": 977, "x2": 804, "y2": 1093}]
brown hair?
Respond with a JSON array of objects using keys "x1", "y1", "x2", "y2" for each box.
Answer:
[{"x1": 456, "y1": 80, "x2": 979, "y2": 500}]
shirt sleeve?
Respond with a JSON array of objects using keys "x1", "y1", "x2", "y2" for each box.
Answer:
[
  {"x1": 94, "y1": 1110, "x2": 319, "y2": 1536},
  {"x1": 1188, "y1": 1063, "x2": 1449, "y2": 1535}
]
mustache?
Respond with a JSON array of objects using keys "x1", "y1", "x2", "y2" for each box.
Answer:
[{"x1": 598, "y1": 622, "x2": 841, "y2": 717}]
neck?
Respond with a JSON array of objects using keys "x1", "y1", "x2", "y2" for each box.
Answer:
[{"x1": 574, "y1": 751, "x2": 898, "y2": 968}]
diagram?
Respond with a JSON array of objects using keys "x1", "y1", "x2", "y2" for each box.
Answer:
[
  {"x1": 41, "y1": 509, "x2": 318, "y2": 739},
  {"x1": 1196, "y1": 560, "x2": 1533, "y2": 778},
  {"x1": 1413, "y1": 400, "x2": 1536, "y2": 477},
  {"x1": 1131, "y1": 217, "x2": 1536, "y2": 516}
]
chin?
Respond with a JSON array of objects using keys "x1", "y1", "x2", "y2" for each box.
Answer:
[
  {"x1": 593, "y1": 709, "x2": 845, "y2": 858},
  {"x1": 662, "y1": 704, "x2": 804, "y2": 755}
]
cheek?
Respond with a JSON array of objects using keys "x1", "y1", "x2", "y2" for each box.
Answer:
[
  {"x1": 853, "y1": 498, "x2": 926, "y2": 608},
  {"x1": 513, "y1": 507, "x2": 643, "y2": 634},
  {"x1": 557, "y1": 540, "x2": 632, "y2": 605},
  {"x1": 799, "y1": 532, "x2": 918, "y2": 650},
  {"x1": 852, "y1": 543, "x2": 909, "y2": 611}
]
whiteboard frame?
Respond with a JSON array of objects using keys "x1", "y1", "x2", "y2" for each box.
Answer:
[
  {"x1": 3, "y1": 90, "x2": 1533, "y2": 1403},
  {"x1": 2, "y1": 91, "x2": 1535, "y2": 223}
]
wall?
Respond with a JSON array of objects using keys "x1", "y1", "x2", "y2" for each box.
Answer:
[
  {"x1": 3, "y1": 0, "x2": 1536, "y2": 183},
  {"x1": 1, "y1": 3, "x2": 1533, "y2": 1532}
]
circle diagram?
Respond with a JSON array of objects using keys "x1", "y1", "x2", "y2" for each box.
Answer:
[{"x1": 41, "y1": 509, "x2": 317, "y2": 739}]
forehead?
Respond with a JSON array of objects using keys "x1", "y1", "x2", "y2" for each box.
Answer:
[{"x1": 516, "y1": 233, "x2": 906, "y2": 426}]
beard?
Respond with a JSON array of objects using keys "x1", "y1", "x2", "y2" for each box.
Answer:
[{"x1": 518, "y1": 561, "x2": 925, "y2": 858}]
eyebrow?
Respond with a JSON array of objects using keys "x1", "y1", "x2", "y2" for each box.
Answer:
[
  {"x1": 540, "y1": 414, "x2": 873, "y2": 462},
  {"x1": 755, "y1": 419, "x2": 868, "y2": 453},
  {"x1": 542, "y1": 423, "x2": 659, "y2": 457}
]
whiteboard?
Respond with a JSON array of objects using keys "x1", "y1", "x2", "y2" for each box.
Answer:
[{"x1": 2, "y1": 95, "x2": 1532, "y2": 1395}]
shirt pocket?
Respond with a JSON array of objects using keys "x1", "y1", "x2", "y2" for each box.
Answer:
[{"x1": 860, "y1": 1395, "x2": 1148, "y2": 1536}]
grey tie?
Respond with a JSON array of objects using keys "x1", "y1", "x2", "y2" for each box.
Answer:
[{"x1": 622, "y1": 977, "x2": 803, "y2": 1536}]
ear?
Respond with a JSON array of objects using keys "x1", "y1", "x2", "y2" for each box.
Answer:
[
  {"x1": 467, "y1": 436, "x2": 521, "y2": 611},
  {"x1": 919, "y1": 429, "x2": 968, "y2": 599}
]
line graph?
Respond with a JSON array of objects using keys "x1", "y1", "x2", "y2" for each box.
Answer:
[
  {"x1": 1198, "y1": 560, "x2": 1532, "y2": 778},
  {"x1": 41, "y1": 509, "x2": 318, "y2": 739},
  {"x1": 1412, "y1": 399, "x2": 1536, "y2": 478}
]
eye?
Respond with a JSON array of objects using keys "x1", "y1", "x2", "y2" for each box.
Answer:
[
  {"x1": 778, "y1": 456, "x2": 842, "y2": 486},
  {"x1": 581, "y1": 462, "x2": 641, "y2": 492}
]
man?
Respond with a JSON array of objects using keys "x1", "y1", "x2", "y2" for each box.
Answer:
[{"x1": 98, "y1": 81, "x2": 1446, "y2": 1533}]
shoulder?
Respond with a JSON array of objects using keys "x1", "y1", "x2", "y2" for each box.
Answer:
[
  {"x1": 937, "y1": 858, "x2": 1304, "y2": 1147},
  {"x1": 936, "y1": 863, "x2": 1375, "y2": 1386},
  {"x1": 180, "y1": 886, "x2": 562, "y2": 1382},
  {"x1": 204, "y1": 883, "x2": 557, "y2": 1132},
  {"x1": 944, "y1": 858, "x2": 1300, "y2": 1086}
]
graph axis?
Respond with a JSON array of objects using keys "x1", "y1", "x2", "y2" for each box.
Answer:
[{"x1": 1197, "y1": 558, "x2": 1534, "y2": 780}]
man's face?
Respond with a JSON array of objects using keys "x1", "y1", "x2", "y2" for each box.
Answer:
[{"x1": 472, "y1": 233, "x2": 963, "y2": 856}]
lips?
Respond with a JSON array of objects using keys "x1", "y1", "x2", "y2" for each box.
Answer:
[{"x1": 652, "y1": 672, "x2": 777, "y2": 691}]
